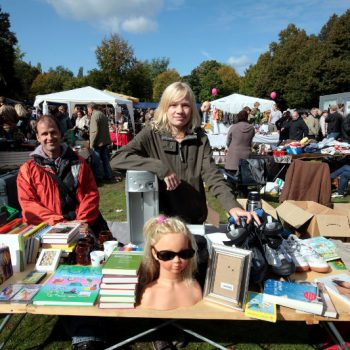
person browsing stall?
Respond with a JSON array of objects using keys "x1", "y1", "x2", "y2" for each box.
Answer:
[
  {"x1": 16, "y1": 114, "x2": 107, "y2": 350},
  {"x1": 110, "y1": 82, "x2": 258, "y2": 225}
]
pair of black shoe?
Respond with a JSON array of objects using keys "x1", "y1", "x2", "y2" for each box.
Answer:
[{"x1": 72, "y1": 340, "x2": 105, "y2": 350}]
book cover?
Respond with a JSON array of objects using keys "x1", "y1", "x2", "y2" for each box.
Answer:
[
  {"x1": 0, "y1": 246, "x2": 13, "y2": 284},
  {"x1": 33, "y1": 265, "x2": 102, "y2": 306},
  {"x1": 99, "y1": 295, "x2": 135, "y2": 303},
  {"x1": 100, "y1": 283, "x2": 136, "y2": 290},
  {"x1": 328, "y1": 260, "x2": 347, "y2": 270},
  {"x1": 317, "y1": 282, "x2": 338, "y2": 318},
  {"x1": 263, "y1": 279, "x2": 323, "y2": 315},
  {"x1": 99, "y1": 289, "x2": 135, "y2": 296},
  {"x1": 42, "y1": 223, "x2": 80, "y2": 238},
  {"x1": 303, "y1": 236, "x2": 339, "y2": 261},
  {"x1": 11, "y1": 284, "x2": 41, "y2": 303},
  {"x1": 244, "y1": 292, "x2": 277, "y2": 322},
  {"x1": 0, "y1": 284, "x2": 24, "y2": 302},
  {"x1": 42, "y1": 242, "x2": 77, "y2": 252},
  {"x1": 22, "y1": 270, "x2": 47, "y2": 284},
  {"x1": 99, "y1": 302, "x2": 135, "y2": 309},
  {"x1": 102, "y1": 276, "x2": 138, "y2": 284},
  {"x1": 102, "y1": 249, "x2": 143, "y2": 276},
  {"x1": 41, "y1": 230, "x2": 80, "y2": 244},
  {"x1": 315, "y1": 273, "x2": 350, "y2": 308}
]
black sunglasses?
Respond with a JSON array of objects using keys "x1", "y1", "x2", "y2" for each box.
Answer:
[{"x1": 153, "y1": 247, "x2": 195, "y2": 261}]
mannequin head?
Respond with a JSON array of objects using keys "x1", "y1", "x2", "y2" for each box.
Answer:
[{"x1": 138, "y1": 215, "x2": 197, "y2": 287}]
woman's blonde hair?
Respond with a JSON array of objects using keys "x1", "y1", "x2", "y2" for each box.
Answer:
[
  {"x1": 15, "y1": 104, "x2": 27, "y2": 118},
  {"x1": 136, "y1": 215, "x2": 198, "y2": 302},
  {"x1": 153, "y1": 82, "x2": 201, "y2": 133}
]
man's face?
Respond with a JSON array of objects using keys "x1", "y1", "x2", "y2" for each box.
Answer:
[
  {"x1": 87, "y1": 106, "x2": 93, "y2": 115},
  {"x1": 36, "y1": 119, "x2": 62, "y2": 157},
  {"x1": 292, "y1": 112, "x2": 299, "y2": 120}
]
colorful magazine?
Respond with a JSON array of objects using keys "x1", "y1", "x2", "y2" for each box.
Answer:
[
  {"x1": 33, "y1": 265, "x2": 102, "y2": 306},
  {"x1": 0, "y1": 284, "x2": 24, "y2": 302},
  {"x1": 244, "y1": 292, "x2": 277, "y2": 322},
  {"x1": 303, "y1": 236, "x2": 339, "y2": 261},
  {"x1": 11, "y1": 284, "x2": 41, "y2": 303}
]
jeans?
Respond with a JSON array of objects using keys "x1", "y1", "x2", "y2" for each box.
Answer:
[
  {"x1": 327, "y1": 132, "x2": 340, "y2": 140},
  {"x1": 92, "y1": 145, "x2": 113, "y2": 180},
  {"x1": 331, "y1": 165, "x2": 350, "y2": 195}
]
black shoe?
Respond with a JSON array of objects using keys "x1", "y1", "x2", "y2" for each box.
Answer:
[{"x1": 72, "y1": 340, "x2": 105, "y2": 350}]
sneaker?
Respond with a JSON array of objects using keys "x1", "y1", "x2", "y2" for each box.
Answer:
[
  {"x1": 264, "y1": 244, "x2": 296, "y2": 276},
  {"x1": 332, "y1": 192, "x2": 344, "y2": 198},
  {"x1": 287, "y1": 235, "x2": 329, "y2": 273},
  {"x1": 152, "y1": 340, "x2": 176, "y2": 350},
  {"x1": 282, "y1": 238, "x2": 310, "y2": 272}
]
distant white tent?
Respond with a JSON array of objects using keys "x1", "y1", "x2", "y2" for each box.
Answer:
[
  {"x1": 34, "y1": 86, "x2": 135, "y2": 132},
  {"x1": 211, "y1": 93, "x2": 274, "y2": 114}
]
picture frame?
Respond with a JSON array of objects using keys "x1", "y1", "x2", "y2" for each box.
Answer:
[
  {"x1": 203, "y1": 243, "x2": 252, "y2": 310},
  {"x1": 35, "y1": 249, "x2": 61, "y2": 272}
]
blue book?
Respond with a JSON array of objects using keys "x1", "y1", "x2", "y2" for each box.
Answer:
[{"x1": 263, "y1": 279, "x2": 323, "y2": 315}]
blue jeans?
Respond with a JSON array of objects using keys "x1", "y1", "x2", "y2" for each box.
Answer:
[
  {"x1": 327, "y1": 132, "x2": 340, "y2": 140},
  {"x1": 93, "y1": 145, "x2": 113, "y2": 180},
  {"x1": 331, "y1": 165, "x2": 350, "y2": 195}
]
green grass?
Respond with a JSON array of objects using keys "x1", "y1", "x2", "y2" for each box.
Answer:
[{"x1": 0, "y1": 177, "x2": 348, "y2": 349}]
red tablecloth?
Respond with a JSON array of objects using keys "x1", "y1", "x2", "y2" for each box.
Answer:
[{"x1": 110, "y1": 132, "x2": 130, "y2": 147}]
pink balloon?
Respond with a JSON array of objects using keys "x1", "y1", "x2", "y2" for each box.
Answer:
[
  {"x1": 211, "y1": 88, "x2": 217, "y2": 96},
  {"x1": 270, "y1": 91, "x2": 277, "y2": 99}
]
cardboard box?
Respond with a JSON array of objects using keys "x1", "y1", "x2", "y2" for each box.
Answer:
[
  {"x1": 237, "y1": 198, "x2": 277, "y2": 219},
  {"x1": 276, "y1": 200, "x2": 350, "y2": 238}
]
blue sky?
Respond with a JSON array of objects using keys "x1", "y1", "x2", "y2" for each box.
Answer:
[{"x1": 2, "y1": 0, "x2": 349, "y2": 76}]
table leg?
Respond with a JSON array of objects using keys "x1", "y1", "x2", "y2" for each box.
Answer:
[
  {"x1": 104, "y1": 319, "x2": 174, "y2": 350},
  {"x1": 321, "y1": 322, "x2": 349, "y2": 350}
]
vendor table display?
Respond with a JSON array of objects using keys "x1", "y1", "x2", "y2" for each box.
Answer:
[{"x1": 110, "y1": 131, "x2": 130, "y2": 147}]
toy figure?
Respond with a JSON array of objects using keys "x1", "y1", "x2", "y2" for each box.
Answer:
[{"x1": 137, "y1": 215, "x2": 202, "y2": 310}]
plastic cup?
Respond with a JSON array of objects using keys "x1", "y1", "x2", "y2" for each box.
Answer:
[
  {"x1": 90, "y1": 250, "x2": 105, "y2": 266},
  {"x1": 103, "y1": 240, "x2": 119, "y2": 259}
]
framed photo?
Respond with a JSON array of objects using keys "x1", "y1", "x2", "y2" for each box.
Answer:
[
  {"x1": 204, "y1": 243, "x2": 252, "y2": 310},
  {"x1": 35, "y1": 249, "x2": 61, "y2": 272}
]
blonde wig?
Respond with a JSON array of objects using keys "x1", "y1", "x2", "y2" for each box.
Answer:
[{"x1": 153, "y1": 82, "x2": 201, "y2": 134}]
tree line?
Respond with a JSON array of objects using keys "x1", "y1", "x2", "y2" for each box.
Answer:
[{"x1": 0, "y1": 6, "x2": 349, "y2": 108}]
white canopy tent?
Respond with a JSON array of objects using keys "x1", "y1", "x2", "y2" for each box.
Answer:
[
  {"x1": 34, "y1": 86, "x2": 135, "y2": 133},
  {"x1": 211, "y1": 93, "x2": 274, "y2": 114}
]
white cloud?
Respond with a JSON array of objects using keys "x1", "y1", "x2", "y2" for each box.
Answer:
[
  {"x1": 45, "y1": 0, "x2": 164, "y2": 34},
  {"x1": 227, "y1": 55, "x2": 251, "y2": 68},
  {"x1": 200, "y1": 50, "x2": 212, "y2": 59}
]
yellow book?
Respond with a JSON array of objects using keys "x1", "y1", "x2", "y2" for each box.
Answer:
[
  {"x1": 23, "y1": 222, "x2": 48, "y2": 238},
  {"x1": 244, "y1": 292, "x2": 277, "y2": 323},
  {"x1": 41, "y1": 242, "x2": 77, "y2": 252}
]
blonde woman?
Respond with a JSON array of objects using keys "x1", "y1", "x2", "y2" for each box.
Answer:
[
  {"x1": 137, "y1": 215, "x2": 201, "y2": 309},
  {"x1": 111, "y1": 82, "x2": 258, "y2": 225}
]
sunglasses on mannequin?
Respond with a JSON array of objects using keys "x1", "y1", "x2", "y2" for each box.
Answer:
[{"x1": 153, "y1": 247, "x2": 195, "y2": 261}]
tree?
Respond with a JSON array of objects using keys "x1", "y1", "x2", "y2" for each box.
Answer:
[
  {"x1": 144, "y1": 57, "x2": 170, "y2": 82},
  {"x1": 152, "y1": 69, "x2": 181, "y2": 101},
  {"x1": 216, "y1": 65, "x2": 240, "y2": 97},
  {"x1": 125, "y1": 61, "x2": 153, "y2": 101},
  {"x1": 77, "y1": 67, "x2": 84, "y2": 78},
  {"x1": 95, "y1": 34, "x2": 136, "y2": 92},
  {"x1": 0, "y1": 7, "x2": 18, "y2": 97}
]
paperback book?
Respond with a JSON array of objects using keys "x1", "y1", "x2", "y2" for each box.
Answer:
[
  {"x1": 102, "y1": 249, "x2": 143, "y2": 276},
  {"x1": 33, "y1": 265, "x2": 102, "y2": 306},
  {"x1": 303, "y1": 236, "x2": 339, "y2": 261},
  {"x1": 11, "y1": 284, "x2": 41, "y2": 303},
  {"x1": 0, "y1": 284, "x2": 24, "y2": 302},
  {"x1": 315, "y1": 273, "x2": 350, "y2": 308},
  {"x1": 244, "y1": 292, "x2": 277, "y2": 323},
  {"x1": 99, "y1": 295, "x2": 135, "y2": 303},
  {"x1": 99, "y1": 302, "x2": 135, "y2": 309},
  {"x1": 21, "y1": 270, "x2": 47, "y2": 284},
  {"x1": 263, "y1": 279, "x2": 323, "y2": 315},
  {"x1": 100, "y1": 283, "x2": 136, "y2": 290},
  {"x1": 99, "y1": 289, "x2": 135, "y2": 296},
  {"x1": 102, "y1": 275, "x2": 138, "y2": 284}
]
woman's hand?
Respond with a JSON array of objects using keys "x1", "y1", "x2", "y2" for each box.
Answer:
[
  {"x1": 229, "y1": 207, "x2": 261, "y2": 225},
  {"x1": 164, "y1": 172, "x2": 181, "y2": 191}
]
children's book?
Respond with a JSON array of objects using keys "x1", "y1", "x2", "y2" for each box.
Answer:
[
  {"x1": 99, "y1": 295, "x2": 135, "y2": 303},
  {"x1": 303, "y1": 236, "x2": 339, "y2": 261},
  {"x1": 0, "y1": 284, "x2": 24, "y2": 302},
  {"x1": 317, "y1": 282, "x2": 338, "y2": 318},
  {"x1": 100, "y1": 283, "x2": 136, "y2": 290},
  {"x1": 328, "y1": 259, "x2": 347, "y2": 270},
  {"x1": 263, "y1": 279, "x2": 324, "y2": 315},
  {"x1": 244, "y1": 291, "x2": 277, "y2": 322},
  {"x1": 102, "y1": 249, "x2": 143, "y2": 276},
  {"x1": 315, "y1": 273, "x2": 350, "y2": 308},
  {"x1": 99, "y1": 302, "x2": 135, "y2": 309},
  {"x1": 22, "y1": 270, "x2": 47, "y2": 284},
  {"x1": 99, "y1": 289, "x2": 135, "y2": 296},
  {"x1": 11, "y1": 284, "x2": 41, "y2": 303},
  {"x1": 42, "y1": 222, "x2": 80, "y2": 238},
  {"x1": 102, "y1": 276, "x2": 138, "y2": 284},
  {"x1": 33, "y1": 265, "x2": 102, "y2": 306}
]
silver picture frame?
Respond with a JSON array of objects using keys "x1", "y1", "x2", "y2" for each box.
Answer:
[{"x1": 204, "y1": 243, "x2": 252, "y2": 310}]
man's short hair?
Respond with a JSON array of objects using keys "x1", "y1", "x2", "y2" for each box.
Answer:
[
  {"x1": 87, "y1": 103, "x2": 96, "y2": 109},
  {"x1": 35, "y1": 114, "x2": 62, "y2": 135},
  {"x1": 0, "y1": 96, "x2": 6, "y2": 104},
  {"x1": 330, "y1": 104, "x2": 338, "y2": 111}
]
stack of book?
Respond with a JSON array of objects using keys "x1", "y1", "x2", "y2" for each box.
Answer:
[
  {"x1": 41, "y1": 222, "x2": 81, "y2": 245},
  {"x1": 99, "y1": 247, "x2": 143, "y2": 309}
]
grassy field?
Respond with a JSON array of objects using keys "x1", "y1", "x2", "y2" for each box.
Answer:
[{"x1": 0, "y1": 178, "x2": 348, "y2": 349}]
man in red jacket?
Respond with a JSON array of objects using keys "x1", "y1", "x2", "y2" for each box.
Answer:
[{"x1": 17, "y1": 114, "x2": 106, "y2": 350}]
